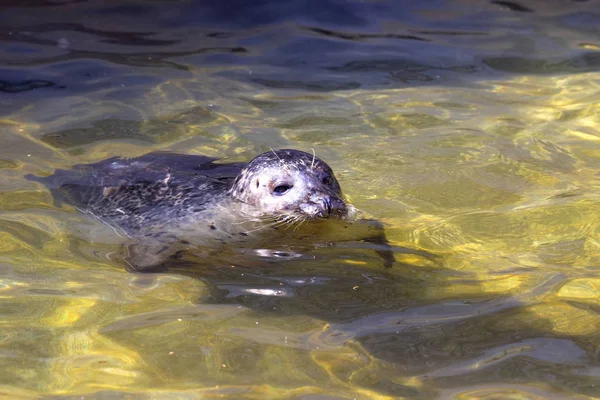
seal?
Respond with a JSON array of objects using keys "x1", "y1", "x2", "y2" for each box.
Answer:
[{"x1": 27, "y1": 149, "x2": 391, "y2": 269}]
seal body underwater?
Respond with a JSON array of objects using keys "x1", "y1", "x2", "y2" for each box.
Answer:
[{"x1": 27, "y1": 149, "x2": 395, "y2": 269}]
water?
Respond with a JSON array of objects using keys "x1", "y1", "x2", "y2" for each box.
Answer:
[{"x1": 2, "y1": 0, "x2": 600, "y2": 398}]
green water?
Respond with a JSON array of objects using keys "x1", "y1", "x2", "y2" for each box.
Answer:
[{"x1": 2, "y1": 0, "x2": 600, "y2": 398}]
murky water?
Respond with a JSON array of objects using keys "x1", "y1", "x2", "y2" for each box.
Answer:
[{"x1": 2, "y1": 0, "x2": 600, "y2": 398}]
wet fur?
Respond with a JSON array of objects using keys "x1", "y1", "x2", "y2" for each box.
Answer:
[{"x1": 27, "y1": 150, "x2": 375, "y2": 269}]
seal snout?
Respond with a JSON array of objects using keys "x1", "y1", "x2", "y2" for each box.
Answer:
[
  {"x1": 299, "y1": 195, "x2": 347, "y2": 219},
  {"x1": 322, "y1": 196, "x2": 347, "y2": 218}
]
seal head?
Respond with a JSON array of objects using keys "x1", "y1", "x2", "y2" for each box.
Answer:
[{"x1": 230, "y1": 149, "x2": 347, "y2": 220}]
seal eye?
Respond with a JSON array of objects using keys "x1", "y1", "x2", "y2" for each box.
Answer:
[
  {"x1": 273, "y1": 184, "x2": 292, "y2": 195},
  {"x1": 322, "y1": 175, "x2": 333, "y2": 186}
]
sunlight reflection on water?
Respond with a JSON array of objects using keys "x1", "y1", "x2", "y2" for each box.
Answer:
[{"x1": 2, "y1": 0, "x2": 600, "y2": 398}]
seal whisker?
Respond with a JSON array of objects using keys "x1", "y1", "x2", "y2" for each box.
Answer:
[
  {"x1": 233, "y1": 212, "x2": 285, "y2": 225},
  {"x1": 275, "y1": 218, "x2": 295, "y2": 230},
  {"x1": 294, "y1": 216, "x2": 308, "y2": 231},
  {"x1": 242, "y1": 216, "x2": 290, "y2": 233},
  {"x1": 270, "y1": 147, "x2": 283, "y2": 163},
  {"x1": 281, "y1": 215, "x2": 299, "y2": 231},
  {"x1": 231, "y1": 215, "x2": 263, "y2": 225}
]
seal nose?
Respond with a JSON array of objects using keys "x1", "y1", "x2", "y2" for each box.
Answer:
[
  {"x1": 322, "y1": 198, "x2": 332, "y2": 216},
  {"x1": 321, "y1": 196, "x2": 346, "y2": 218},
  {"x1": 300, "y1": 195, "x2": 347, "y2": 218}
]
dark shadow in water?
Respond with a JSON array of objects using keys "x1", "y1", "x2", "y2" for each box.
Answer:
[
  {"x1": 0, "y1": 0, "x2": 88, "y2": 6},
  {"x1": 491, "y1": 0, "x2": 534, "y2": 12},
  {"x1": 111, "y1": 232, "x2": 457, "y2": 324},
  {"x1": 327, "y1": 59, "x2": 479, "y2": 84},
  {"x1": 0, "y1": 79, "x2": 57, "y2": 93},
  {"x1": 303, "y1": 26, "x2": 429, "y2": 42},
  {"x1": 40, "y1": 106, "x2": 220, "y2": 148},
  {"x1": 1, "y1": 23, "x2": 180, "y2": 47},
  {"x1": 2, "y1": 47, "x2": 246, "y2": 71},
  {"x1": 484, "y1": 52, "x2": 600, "y2": 74},
  {"x1": 250, "y1": 77, "x2": 362, "y2": 91}
]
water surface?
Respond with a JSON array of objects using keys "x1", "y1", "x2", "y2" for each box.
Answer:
[{"x1": 2, "y1": 0, "x2": 600, "y2": 398}]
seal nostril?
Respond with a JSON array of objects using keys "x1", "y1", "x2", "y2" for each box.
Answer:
[
  {"x1": 322, "y1": 198, "x2": 332, "y2": 216},
  {"x1": 326, "y1": 197, "x2": 347, "y2": 217}
]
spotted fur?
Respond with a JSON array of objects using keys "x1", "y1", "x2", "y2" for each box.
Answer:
[{"x1": 27, "y1": 149, "x2": 350, "y2": 269}]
